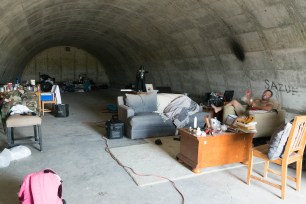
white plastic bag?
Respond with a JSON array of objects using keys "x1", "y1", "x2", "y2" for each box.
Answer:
[
  {"x1": 10, "y1": 146, "x2": 31, "y2": 160},
  {"x1": 0, "y1": 148, "x2": 12, "y2": 168}
]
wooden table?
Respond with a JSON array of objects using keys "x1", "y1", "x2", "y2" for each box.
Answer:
[{"x1": 177, "y1": 128, "x2": 254, "y2": 173}]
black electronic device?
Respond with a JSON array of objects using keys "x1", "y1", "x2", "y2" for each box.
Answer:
[
  {"x1": 223, "y1": 90, "x2": 234, "y2": 102},
  {"x1": 106, "y1": 115, "x2": 124, "y2": 139}
]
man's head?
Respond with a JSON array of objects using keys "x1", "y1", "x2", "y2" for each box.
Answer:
[{"x1": 262, "y1": 89, "x2": 273, "y2": 100}]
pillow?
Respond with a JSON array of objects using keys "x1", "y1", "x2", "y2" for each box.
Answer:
[
  {"x1": 156, "y1": 93, "x2": 183, "y2": 113},
  {"x1": 268, "y1": 122, "x2": 292, "y2": 160},
  {"x1": 125, "y1": 91, "x2": 157, "y2": 114}
]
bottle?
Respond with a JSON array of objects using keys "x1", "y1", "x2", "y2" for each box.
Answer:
[
  {"x1": 196, "y1": 127, "x2": 202, "y2": 136},
  {"x1": 16, "y1": 76, "x2": 19, "y2": 84},
  {"x1": 194, "y1": 116, "x2": 197, "y2": 129}
]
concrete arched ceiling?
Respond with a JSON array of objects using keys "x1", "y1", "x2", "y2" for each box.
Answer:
[{"x1": 1, "y1": 0, "x2": 306, "y2": 113}]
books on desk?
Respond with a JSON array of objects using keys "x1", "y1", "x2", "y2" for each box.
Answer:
[
  {"x1": 235, "y1": 121, "x2": 257, "y2": 127},
  {"x1": 235, "y1": 121, "x2": 257, "y2": 133}
]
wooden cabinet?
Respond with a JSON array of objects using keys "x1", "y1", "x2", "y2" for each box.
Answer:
[{"x1": 177, "y1": 128, "x2": 254, "y2": 173}]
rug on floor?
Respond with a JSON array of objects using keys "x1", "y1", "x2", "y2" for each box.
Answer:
[{"x1": 109, "y1": 136, "x2": 262, "y2": 187}]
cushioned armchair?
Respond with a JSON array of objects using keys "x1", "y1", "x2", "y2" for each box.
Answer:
[{"x1": 223, "y1": 105, "x2": 286, "y2": 138}]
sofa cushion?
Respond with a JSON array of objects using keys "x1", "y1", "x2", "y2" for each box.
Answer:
[
  {"x1": 268, "y1": 122, "x2": 292, "y2": 160},
  {"x1": 125, "y1": 91, "x2": 157, "y2": 114},
  {"x1": 156, "y1": 93, "x2": 183, "y2": 113},
  {"x1": 129, "y1": 112, "x2": 173, "y2": 128}
]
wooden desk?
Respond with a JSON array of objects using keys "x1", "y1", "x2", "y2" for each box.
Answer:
[{"x1": 177, "y1": 128, "x2": 254, "y2": 173}]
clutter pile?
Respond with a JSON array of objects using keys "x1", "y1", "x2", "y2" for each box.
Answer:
[
  {"x1": 59, "y1": 74, "x2": 96, "y2": 93},
  {"x1": 186, "y1": 115, "x2": 257, "y2": 137},
  {"x1": 235, "y1": 116, "x2": 257, "y2": 133},
  {"x1": 0, "y1": 89, "x2": 39, "y2": 120},
  {"x1": 187, "y1": 116, "x2": 228, "y2": 137}
]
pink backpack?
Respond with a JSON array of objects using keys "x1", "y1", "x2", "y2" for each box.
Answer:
[{"x1": 18, "y1": 169, "x2": 65, "y2": 204}]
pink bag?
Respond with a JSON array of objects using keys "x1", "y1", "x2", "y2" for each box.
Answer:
[{"x1": 18, "y1": 169, "x2": 65, "y2": 204}]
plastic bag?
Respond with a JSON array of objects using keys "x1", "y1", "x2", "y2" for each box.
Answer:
[
  {"x1": 0, "y1": 148, "x2": 12, "y2": 168},
  {"x1": 10, "y1": 146, "x2": 31, "y2": 161}
]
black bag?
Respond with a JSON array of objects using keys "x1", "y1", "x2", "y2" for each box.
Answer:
[
  {"x1": 54, "y1": 104, "x2": 69, "y2": 117},
  {"x1": 106, "y1": 115, "x2": 124, "y2": 139},
  {"x1": 208, "y1": 92, "x2": 224, "y2": 107}
]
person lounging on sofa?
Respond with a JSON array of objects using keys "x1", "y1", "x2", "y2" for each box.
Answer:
[
  {"x1": 219, "y1": 90, "x2": 286, "y2": 138},
  {"x1": 118, "y1": 91, "x2": 211, "y2": 139}
]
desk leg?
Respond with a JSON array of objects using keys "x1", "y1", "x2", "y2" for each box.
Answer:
[{"x1": 192, "y1": 167, "x2": 201, "y2": 173}]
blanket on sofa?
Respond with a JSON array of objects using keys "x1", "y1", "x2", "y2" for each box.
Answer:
[{"x1": 161, "y1": 95, "x2": 199, "y2": 128}]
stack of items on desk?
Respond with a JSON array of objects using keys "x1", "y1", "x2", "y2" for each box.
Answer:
[{"x1": 235, "y1": 116, "x2": 257, "y2": 133}]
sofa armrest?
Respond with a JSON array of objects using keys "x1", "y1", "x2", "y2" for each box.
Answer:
[
  {"x1": 222, "y1": 105, "x2": 236, "y2": 123},
  {"x1": 117, "y1": 96, "x2": 135, "y2": 123},
  {"x1": 250, "y1": 109, "x2": 286, "y2": 138}
]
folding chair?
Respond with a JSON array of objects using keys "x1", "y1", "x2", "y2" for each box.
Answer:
[{"x1": 39, "y1": 91, "x2": 56, "y2": 116}]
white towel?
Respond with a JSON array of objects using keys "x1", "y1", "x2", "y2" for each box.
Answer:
[
  {"x1": 51, "y1": 85, "x2": 62, "y2": 104},
  {"x1": 10, "y1": 104, "x2": 32, "y2": 115}
]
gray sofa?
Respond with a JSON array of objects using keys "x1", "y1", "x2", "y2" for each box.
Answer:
[{"x1": 117, "y1": 93, "x2": 210, "y2": 139}]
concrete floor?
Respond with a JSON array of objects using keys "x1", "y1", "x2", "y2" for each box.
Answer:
[{"x1": 0, "y1": 89, "x2": 306, "y2": 204}]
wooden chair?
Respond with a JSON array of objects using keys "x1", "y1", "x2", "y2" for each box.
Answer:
[
  {"x1": 39, "y1": 92, "x2": 57, "y2": 116},
  {"x1": 247, "y1": 115, "x2": 306, "y2": 199}
]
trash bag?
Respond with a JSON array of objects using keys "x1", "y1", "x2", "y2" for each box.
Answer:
[
  {"x1": 10, "y1": 146, "x2": 31, "y2": 161},
  {"x1": 0, "y1": 148, "x2": 12, "y2": 168}
]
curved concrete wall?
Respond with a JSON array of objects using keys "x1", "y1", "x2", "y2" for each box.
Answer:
[
  {"x1": 0, "y1": 0, "x2": 306, "y2": 115},
  {"x1": 21, "y1": 46, "x2": 109, "y2": 84}
]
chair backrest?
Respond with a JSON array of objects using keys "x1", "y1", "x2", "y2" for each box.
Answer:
[{"x1": 283, "y1": 116, "x2": 306, "y2": 161}]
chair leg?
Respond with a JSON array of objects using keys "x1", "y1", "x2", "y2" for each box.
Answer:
[
  {"x1": 11, "y1": 127, "x2": 14, "y2": 144},
  {"x1": 2, "y1": 119, "x2": 7, "y2": 134},
  {"x1": 42, "y1": 102, "x2": 45, "y2": 116},
  {"x1": 296, "y1": 160, "x2": 302, "y2": 191},
  {"x1": 38, "y1": 125, "x2": 42, "y2": 151},
  {"x1": 264, "y1": 161, "x2": 269, "y2": 178},
  {"x1": 281, "y1": 164, "x2": 288, "y2": 200},
  {"x1": 6, "y1": 127, "x2": 12, "y2": 147},
  {"x1": 247, "y1": 150, "x2": 254, "y2": 185}
]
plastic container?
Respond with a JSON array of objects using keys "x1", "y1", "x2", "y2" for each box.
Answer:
[
  {"x1": 10, "y1": 146, "x2": 31, "y2": 160},
  {"x1": 0, "y1": 148, "x2": 12, "y2": 168}
]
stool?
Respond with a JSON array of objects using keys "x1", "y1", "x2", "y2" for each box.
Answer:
[{"x1": 6, "y1": 115, "x2": 42, "y2": 151}]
